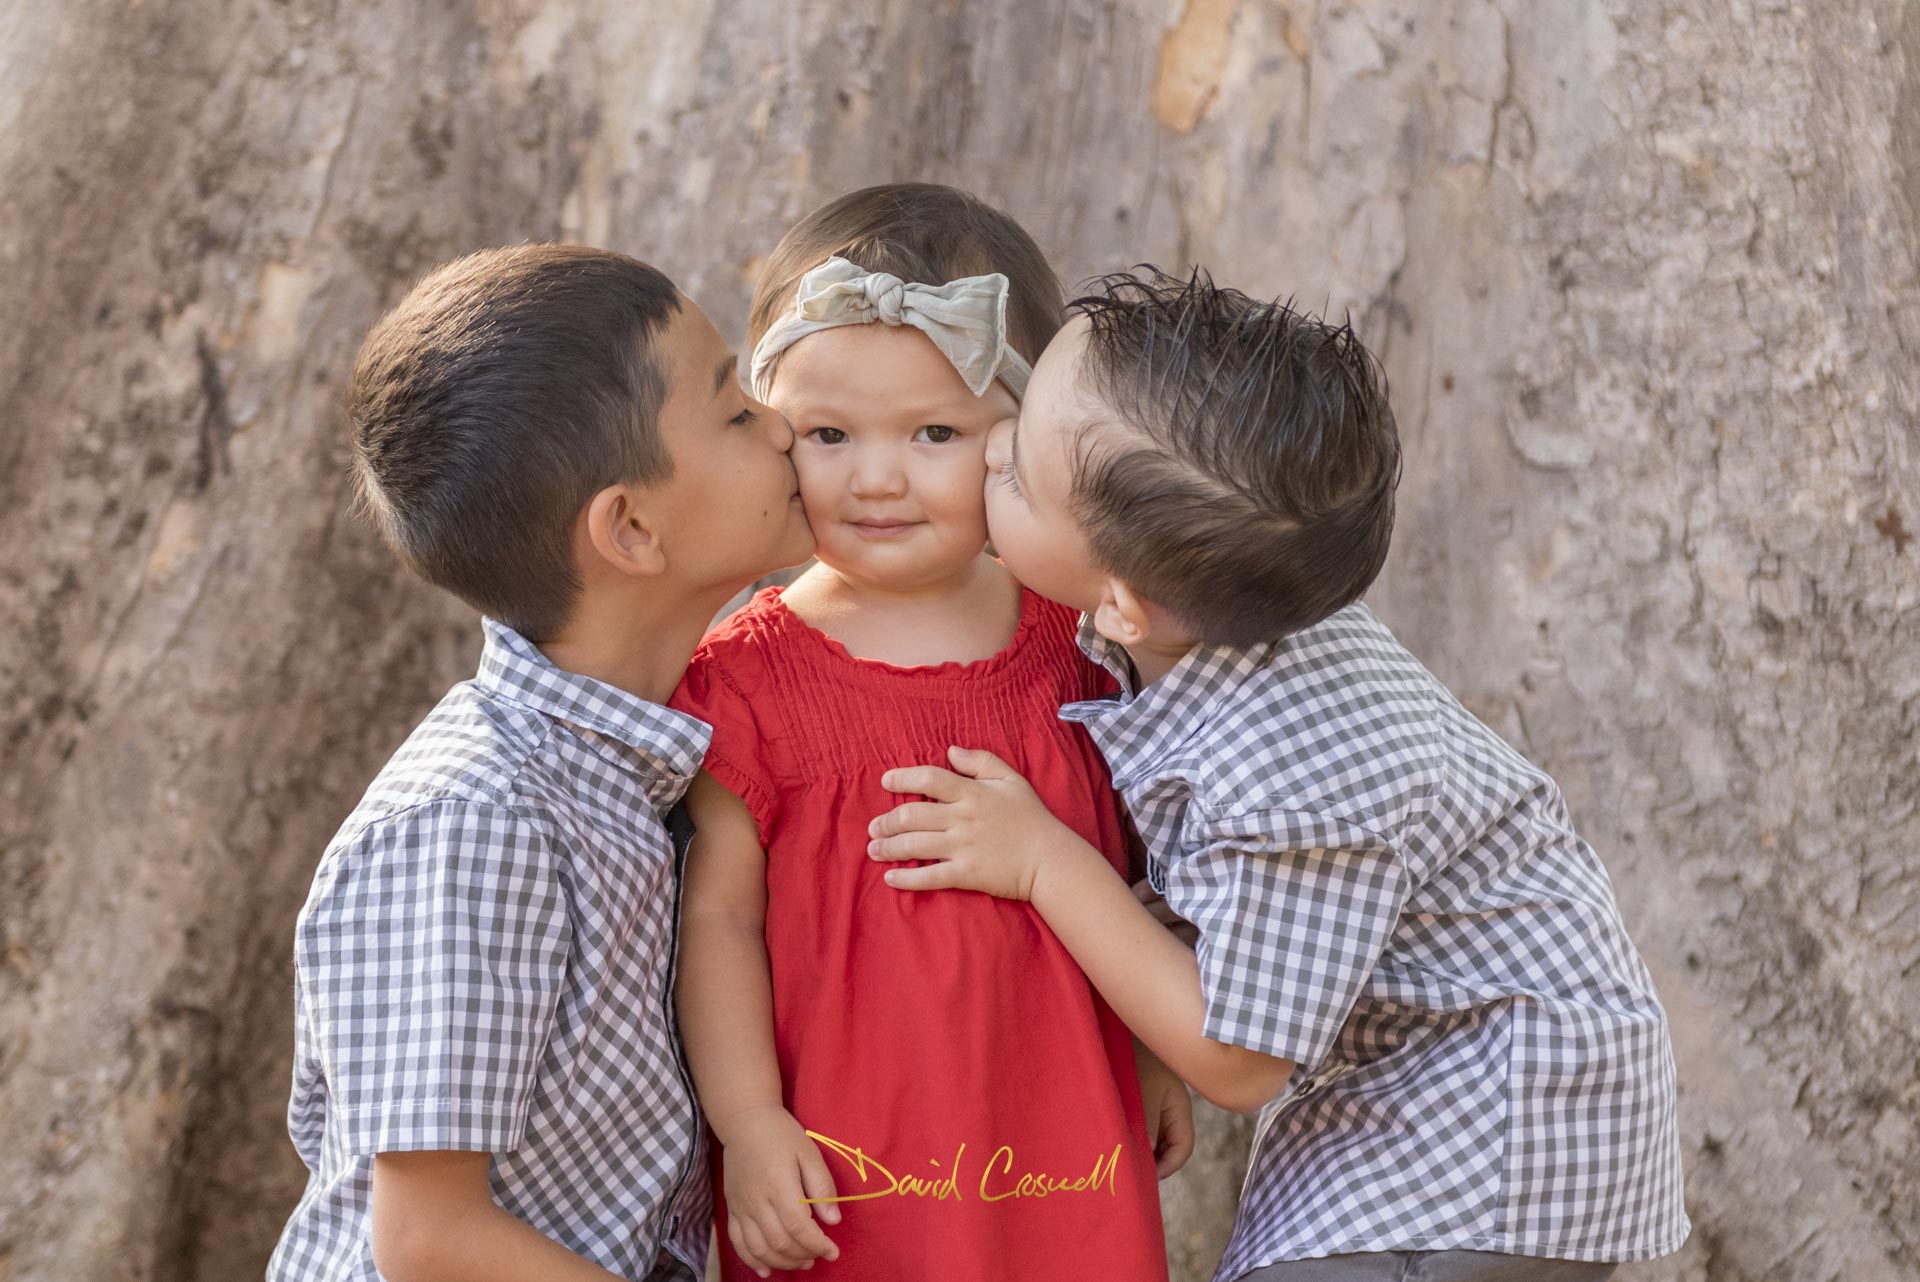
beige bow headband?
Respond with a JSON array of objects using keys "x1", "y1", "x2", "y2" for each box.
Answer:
[{"x1": 749, "y1": 256, "x2": 1032, "y2": 402}]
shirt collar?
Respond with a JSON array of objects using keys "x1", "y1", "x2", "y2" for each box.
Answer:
[
  {"x1": 476, "y1": 618, "x2": 712, "y2": 811},
  {"x1": 1059, "y1": 614, "x2": 1277, "y2": 787}
]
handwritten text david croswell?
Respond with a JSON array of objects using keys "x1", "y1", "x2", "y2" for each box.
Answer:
[{"x1": 798, "y1": 1131, "x2": 1126, "y2": 1205}]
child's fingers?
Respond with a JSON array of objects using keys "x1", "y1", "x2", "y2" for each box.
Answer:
[
  {"x1": 778, "y1": 1205, "x2": 838, "y2": 1263},
  {"x1": 740, "y1": 1215, "x2": 785, "y2": 1272},
  {"x1": 1156, "y1": 1099, "x2": 1196, "y2": 1178},
  {"x1": 751, "y1": 1205, "x2": 817, "y2": 1272},
  {"x1": 728, "y1": 1214, "x2": 771, "y2": 1278},
  {"x1": 946, "y1": 745, "x2": 1016, "y2": 779},
  {"x1": 868, "y1": 801, "x2": 950, "y2": 838},
  {"x1": 798, "y1": 1143, "x2": 843, "y2": 1227},
  {"x1": 881, "y1": 861, "x2": 962, "y2": 892},
  {"x1": 867, "y1": 831, "x2": 947, "y2": 862},
  {"x1": 879, "y1": 765, "x2": 969, "y2": 801},
  {"x1": 771, "y1": 1208, "x2": 834, "y2": 1265}
]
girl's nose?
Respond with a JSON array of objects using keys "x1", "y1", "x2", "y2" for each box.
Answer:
[{"x1": 848, "y1": 447, "x2": 907, "y2": 498}]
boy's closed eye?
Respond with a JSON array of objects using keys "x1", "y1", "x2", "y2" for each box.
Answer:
[
  {"x1": 993, "y1": 453, "x2": 1022, "y2": 494},
  {"x1": 994, "y1": 421, "x2": 1025, "y2": 494}
]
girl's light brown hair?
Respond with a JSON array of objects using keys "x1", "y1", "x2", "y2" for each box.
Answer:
[{"x1": 747, "y1": 183, "x2": 1064, "y2": 367}]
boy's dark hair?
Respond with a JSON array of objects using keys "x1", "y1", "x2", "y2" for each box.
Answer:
[
  {"x1": 1069, "y1": 269, "x2": 1400, "y2": 645},
  {"x1": 748, "y1": 183, "x2": 1063, "y2": 365},
  {"x1": 349, "y1": 244, "x2": 681, "y2": 640}
]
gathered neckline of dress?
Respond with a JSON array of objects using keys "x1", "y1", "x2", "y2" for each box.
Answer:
[{"x1": 756, "y1": 582, "x2": 1050, "y2": 683}]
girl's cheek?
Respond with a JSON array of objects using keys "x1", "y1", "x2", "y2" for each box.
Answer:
[
  {"x1": 942, "y1": 460, "x2": 993, "y2": 519},
  {"x1": 790, "y1": 463, "x2": 839, "y2": 521},
  {"x1": 790, "y1": 451, "x2": 832, "y2": 490},
  {"x1": 954, "y1": 445, "x2": 992, "y2": 495}
]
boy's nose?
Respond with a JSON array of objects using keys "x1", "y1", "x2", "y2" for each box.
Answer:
[{"x1": 764, "y1": 406, "x2": 796, "y2": 452}]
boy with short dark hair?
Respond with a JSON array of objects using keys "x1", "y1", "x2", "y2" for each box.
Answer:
[
  {"x1": 269, "y1": 244, "x2": 813, "y2": 1282},
  {"x1": 868, "y1": 271, "x2": 1689, "y2": 1280}
]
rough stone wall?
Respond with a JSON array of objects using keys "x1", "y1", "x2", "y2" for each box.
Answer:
[{"x1": 1, "y1": 2, "x2": 1913, "y2": 1280}]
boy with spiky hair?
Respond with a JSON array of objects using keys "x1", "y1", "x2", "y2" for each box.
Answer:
[{"x1": 868, "y1": 271, "x2": 1688, "y2": 1280}]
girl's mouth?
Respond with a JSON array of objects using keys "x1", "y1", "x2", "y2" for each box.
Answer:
[{"x1": 850, "y1": 519, "x2": 921, "y2": 539}]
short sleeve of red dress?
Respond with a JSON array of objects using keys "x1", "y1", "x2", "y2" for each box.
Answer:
[{"x1": 669, "y1": 604, "x2": 782, "y2": 848}]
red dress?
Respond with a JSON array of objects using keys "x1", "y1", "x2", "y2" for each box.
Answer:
[{"x1": 671, "y1": 586, "x2": 1169, "y2": 1282}]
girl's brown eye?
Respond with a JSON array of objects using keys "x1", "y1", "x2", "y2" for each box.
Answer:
[{"x1": 921, "y1": 425, "x2": 956, "y2": 444}]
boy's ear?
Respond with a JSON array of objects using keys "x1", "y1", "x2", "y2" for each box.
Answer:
[
  {"x1": 1093, "y1": 577, "x2": 1193, "y2": 650},
  {"x1": 581, "y1": 483, "x2": 667, "y2": 579},
  {"x1": 1092, "y1": 578, "x2": 1154, "y2": 646}
]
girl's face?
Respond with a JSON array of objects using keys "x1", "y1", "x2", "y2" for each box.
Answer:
[{"x1": 767, "y1": 323, "x2": 1018, "y2": 593}]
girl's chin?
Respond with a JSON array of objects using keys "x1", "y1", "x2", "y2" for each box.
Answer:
[{"x1": 816, "y1": 545, "x2": 988, "y2": 592}]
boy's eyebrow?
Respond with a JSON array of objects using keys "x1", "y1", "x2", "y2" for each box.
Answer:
[{"x1": 712, "y1": 354, "x2": 738, "y2": 397}]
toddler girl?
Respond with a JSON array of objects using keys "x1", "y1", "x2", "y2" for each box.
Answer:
[{"x1": 671, "y1": 184, "x2": 1178, "y2": 1281}]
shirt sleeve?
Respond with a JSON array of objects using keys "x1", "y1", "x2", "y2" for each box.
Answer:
[
  {"x1": 1164, "y1": 804, "x2": 1405, "y2": 1070},
  {"x1": 669, "y1": 651, "x2": 781, "y2": 847},
  {"x1": 295, "y1": 800, "x2": 571, "y2": 1155}
]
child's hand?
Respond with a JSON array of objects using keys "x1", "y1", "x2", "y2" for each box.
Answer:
[
  {"x1": 868, "y1": 747, "x2": 1089, "y2": 900},
  {"x1": 1134, "y1": 1040, "x2": 1196, "y2": 1179},
  {"x1": 718, "y1": 1105, "x2": 841, "y2": 1277}
]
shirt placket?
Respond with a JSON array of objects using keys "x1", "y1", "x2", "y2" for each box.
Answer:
[{"x1": 656, "y1": 797, "x2": 710, "y2": 1265}]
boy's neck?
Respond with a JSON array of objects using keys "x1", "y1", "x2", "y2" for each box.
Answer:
[
  {"x1": 536, "y1": 581, "x2": 738, "y2": 706},
  {"x1": 1119, "y1": 638, "x2": 1196, "y2": 691}
]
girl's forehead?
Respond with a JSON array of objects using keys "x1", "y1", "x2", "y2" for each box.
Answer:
[{"x1": 771, "y1": 323, "x2": 1003, "y2": 420}]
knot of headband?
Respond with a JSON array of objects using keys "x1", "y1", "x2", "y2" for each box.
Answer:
[{"x1": 749, "y1": 256, "x2": 1032, "y2": 402}]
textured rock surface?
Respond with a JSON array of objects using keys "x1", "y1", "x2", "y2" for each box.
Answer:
[{"x1": 1, "y1": 2, "x2": 1913, "y2": 1279}]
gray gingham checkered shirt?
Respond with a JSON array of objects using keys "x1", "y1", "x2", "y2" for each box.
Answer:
[
  {"x1": 269, "y1": 620, "x2": 712, "y2": 1282},
  {"x1": 1061, "y1": 604, "x2": 1688, "y2": 1276}
]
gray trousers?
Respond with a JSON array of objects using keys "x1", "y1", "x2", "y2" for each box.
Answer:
[{"x1": 1238, "y1": 1250, "x2": 1616, "y2": 1282}]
